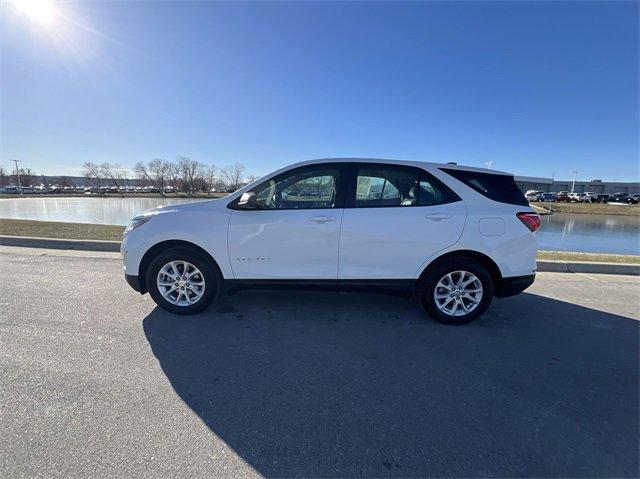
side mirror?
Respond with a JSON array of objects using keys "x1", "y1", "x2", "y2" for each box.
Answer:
[{"x1": 237, "y1": 192, "x2": 259, "y2": 209}]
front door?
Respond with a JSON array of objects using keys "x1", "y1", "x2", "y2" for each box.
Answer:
[{"x1": 228, "y1": 164, "x2": 345, "y2": 279}]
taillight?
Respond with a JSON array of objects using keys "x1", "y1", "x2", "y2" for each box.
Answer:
[{"x1": 517, "y1": 212, "x2": 541, "y2": 232}]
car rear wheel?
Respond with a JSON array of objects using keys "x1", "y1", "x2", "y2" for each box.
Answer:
[
  {"x1": 146, "y1": 247, "x2": 221, "y2": 315},
  {"x1": 419, "y1": 259, "x2": 494, "y2": 325}
]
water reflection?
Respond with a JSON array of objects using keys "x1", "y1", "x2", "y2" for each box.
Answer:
[
  {"x1": 0, "y1": 197, "x2": 209, "y2": 226},
  {"x1": 0, "y1": 197, "x2": 638, "y2": 255},
  {"x1": 536, "y1": 213, "x2": 640, "y2": 255}
]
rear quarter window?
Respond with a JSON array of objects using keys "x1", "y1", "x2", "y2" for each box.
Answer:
[{"x1": 440, "y1": 168, "x2": 529, "y2": 207}]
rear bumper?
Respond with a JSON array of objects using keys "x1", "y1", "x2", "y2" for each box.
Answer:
[
  {"x1": 495, "y1": 274, "x2": 535, "y2": 298},
  {"x1": 125, "y1": 274, "x2": 145, "y2": 294}
]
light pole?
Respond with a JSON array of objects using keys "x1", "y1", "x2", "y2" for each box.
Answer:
[
  {"x1": 484, "y1": 161, "x2": 494, "y2": 169},
  {"x1": 12, "y1": 159, "x2": 23, "y2": 196},
  {"x1": 569, "y1": 170, "x2": 578, "y2": 193}
]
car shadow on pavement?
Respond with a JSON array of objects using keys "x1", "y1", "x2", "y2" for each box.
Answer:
[{"x1": 143, "y1": 291, "x2": 639, "y2": 478}]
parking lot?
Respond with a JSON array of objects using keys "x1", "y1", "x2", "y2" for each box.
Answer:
[{"x1": 1, "y1": 247, "x2": 638, "y2": 478}]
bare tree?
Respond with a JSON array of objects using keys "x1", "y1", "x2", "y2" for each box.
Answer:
[
  {"x1": 246, "y1": 174, "x2": 260, "y2": 184},
  {"x1": 22, "y1": 168, "x2": 35, "y2": 187},
  {"x1": 176, "y1": 157, "x2": 206, "y2": 196},
  {"x1": 137, "y1": 159, "x2": 173, "y2": 195},
  {"x1": 220, "y1": 162, "x2": 246, "y2": 191},
  {"x1": 100, "y1": 163, "x2": 126, "y2": 196},
  {"x1": 204, "y1": 165, "x2": 217, "y2": 192},
  {"x1": 83, "y1": 162, "x2": 102, "y2": 190},
  {"x1": 134, "y1": 161, "x2": 153, "y2": 186},
  {"x1": 0, "y1": 167, "x2": 6, "y2": 187}
]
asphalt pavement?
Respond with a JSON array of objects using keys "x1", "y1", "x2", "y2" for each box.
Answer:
[{"x1": 1, "y1": 247, "x2": 638, "y2": 478}]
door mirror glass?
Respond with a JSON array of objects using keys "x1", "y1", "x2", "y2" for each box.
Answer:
[{"x1": 237, "y1": 192, "x2": 259, "y2": 209}]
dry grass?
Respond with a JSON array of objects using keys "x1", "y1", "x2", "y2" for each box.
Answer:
[
  {"x1": 0, "y1": 219, "x2": 125, "y2": 241},
  {"x1": 537, "y1": 250, "x2": 640, "y2": 264}
]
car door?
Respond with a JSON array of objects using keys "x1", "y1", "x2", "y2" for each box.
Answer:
[
  {"x1": 227, "y1": 163, "x2": 346, "y2": 279},
  {"x1": 338, "y1": 163, "x2": 467, "y2": 279}
]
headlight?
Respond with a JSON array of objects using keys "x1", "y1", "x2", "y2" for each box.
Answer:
[{"x1": 125, "y1": 216, "x2": 151, "y2": 233}]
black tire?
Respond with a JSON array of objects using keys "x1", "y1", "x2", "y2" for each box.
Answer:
[
  {"x1": 419, "y1": 258, "x2": 494, "y2": 325},
  {"x1": 146, "y1": 246, "x2": 221, "y2": 315}
]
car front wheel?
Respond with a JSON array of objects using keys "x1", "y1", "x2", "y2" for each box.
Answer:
[
  {"x1": 146, "y1": 247, "x2": 220, "y2": 315},
  {"x1": 420, "y1": 259, "x2": 494, "y2": 325}
]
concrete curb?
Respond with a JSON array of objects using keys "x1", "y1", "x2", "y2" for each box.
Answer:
[
  {"x1": 0, "y1": 235, "x2": 121, "y2": 252},
  {"x1": 1, "y1": 235, "x2": 638, "y2": 276},
  {"x1": 536, "y1": 259, "x2": 639, "y2": 276}
]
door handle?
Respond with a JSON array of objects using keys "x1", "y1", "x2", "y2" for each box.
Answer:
[
  {"x1": 309, "y1": 215, "x2": 337, "y2": 223},
  {"x1": 425, "y1": 213, "x2": 451, "y2": 221}
]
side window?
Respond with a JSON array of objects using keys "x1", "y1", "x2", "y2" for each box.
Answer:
[
  {"x1": 440, "y1": 168, "x2": 528, "y2": 206},
  {"x1": 418, "y1": 178, "x2": 456, "y2": 206},
  {"x1": 250, "y1": 166, "x2": 341, "y2": 209},
  {"x1": 352, "y1": 165, "x2": 459, "y2": 207}
]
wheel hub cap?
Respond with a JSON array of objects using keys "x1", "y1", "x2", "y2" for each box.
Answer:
[
  {"x1": 157, "y1": 260, "x2": 206, "y2": 307},
  {"x1": 434, "y1": 270, "x2": 483, "y2": 317}
]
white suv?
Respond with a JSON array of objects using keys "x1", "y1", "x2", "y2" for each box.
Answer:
[{"x1": 122, "y1": 159, "x2": 540, "y2": 325}]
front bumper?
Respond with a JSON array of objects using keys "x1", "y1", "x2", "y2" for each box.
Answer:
[
  {"x1": 495, "y1": 274, "x2": 535, "y2": 298},
  {"x1": 125, "y1": 274, "x2": 145, "y2": 294}
]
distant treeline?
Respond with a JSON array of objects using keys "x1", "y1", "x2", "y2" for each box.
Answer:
[{"x1": 0, "y1": 158, "x2": 261, "y2": 196}]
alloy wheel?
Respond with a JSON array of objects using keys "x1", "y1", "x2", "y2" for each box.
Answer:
[
  {"x1": 433, "y1": 270, "x2": 483, "y2": 317},
  {"x1": 156, "y1": 260, "x2": 206, "y2": 307}
]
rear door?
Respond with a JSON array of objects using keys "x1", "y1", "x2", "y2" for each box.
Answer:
[{"x1": 338, "y1": 163, "x2": 466, "y2": 279}]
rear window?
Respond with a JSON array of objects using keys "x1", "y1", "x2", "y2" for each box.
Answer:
[{"x1": 440, "y1": 168, "x2": 529, "y2": 206}]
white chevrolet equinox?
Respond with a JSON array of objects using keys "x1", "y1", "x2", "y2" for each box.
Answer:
[{"x1": 122, "y1": 158, "x2": 540, "y2": 325}]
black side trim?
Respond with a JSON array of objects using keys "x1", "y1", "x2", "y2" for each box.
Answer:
[
  {"x1": 229, "y1": 279, "x2": 337, "y2": 293},
  {"x1": 339, "y1": 279, "x2": 416, "y2": 297},
  {"x1": 125, "y1": 274, "x2": 146, "y2": 294},
  {"x1": 494, "y1": 274, "x2": 535, "y2": 298},
  {"x1": 225, "y1": 279, "x2": 416, "y2": 297}
]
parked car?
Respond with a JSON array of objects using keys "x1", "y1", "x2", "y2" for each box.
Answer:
[
  {"x1": 583, "y1": 191, "x2": 597, "y2": 203},
  {"x1": 525, "y1": 190, "x2": 544, "y2": 202},
  {"x1": 630, "y1": 194, "x2": 640, "y2": 205},
  {"x1": 524, "y1": 190, "x2": 543, "y2": 201},
  {"x1": 595, "y1": 193, "x2": 610, "y2": 203},
  {"x1": 611, "y1": 192, "x2": 632, "y2": 204},
  {"x1": 569, "y1": 192, "x2": 592, "y2": 203},
  {"x1": 555, "y1": 191, "x2": 571, "y2": 202},
  {"x1": 122, "y1": 159, "x2": 540, "y2": 325},
  {"x1": 540, "y1": 193, "x2": 556, "y2": 202}
]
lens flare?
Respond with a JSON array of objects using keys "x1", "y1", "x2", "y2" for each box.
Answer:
[{"x1": 12, "y1": 0, "x2": 57, "y2": 25}]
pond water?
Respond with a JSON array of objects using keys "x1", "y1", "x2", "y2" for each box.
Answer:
[
  {"x1": 0, "y1": 197, "x2": 638, "y2": 255},
  {"x1": 536, "y1": 212, "x2": 639, "y2": 255},
  {"x1": 0, "y1": 197, "x2": 208, "y2": 226}
]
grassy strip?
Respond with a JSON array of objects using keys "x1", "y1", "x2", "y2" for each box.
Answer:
[
  {"x1": 530, "y1": 204, "x2": 552, "y2": 215},
  {"x1": 0, "y1": 219, "x2": 125, "y2": 241},
  {"x1": 2, "y1": 219, "x2": 639, "y2": 264},
  {"x1": 537, "y1": 250, "x2": 640, "y2": 264},
  {"x1": 531, "y1": 202, "x2": 639, "y2": 216}
]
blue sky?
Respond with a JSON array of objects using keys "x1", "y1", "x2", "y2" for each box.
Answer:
[{"x1": 1, "y1": 1, "x2": 638, "y2": 181}]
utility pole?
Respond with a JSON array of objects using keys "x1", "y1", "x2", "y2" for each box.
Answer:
[
  {"x1": 12, "y1": 159, "x2": 23, "y2": 196},
  {"x1": 569, "y1": 170, "x2": 578, "y2": 193},
  {"x1": 484, "y1": 161, "x2": 494, "y2": 169}
]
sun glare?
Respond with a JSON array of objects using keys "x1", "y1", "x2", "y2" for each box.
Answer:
[{"x1": 12, "y1": 0, "x2": 57, "y2": 25}]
